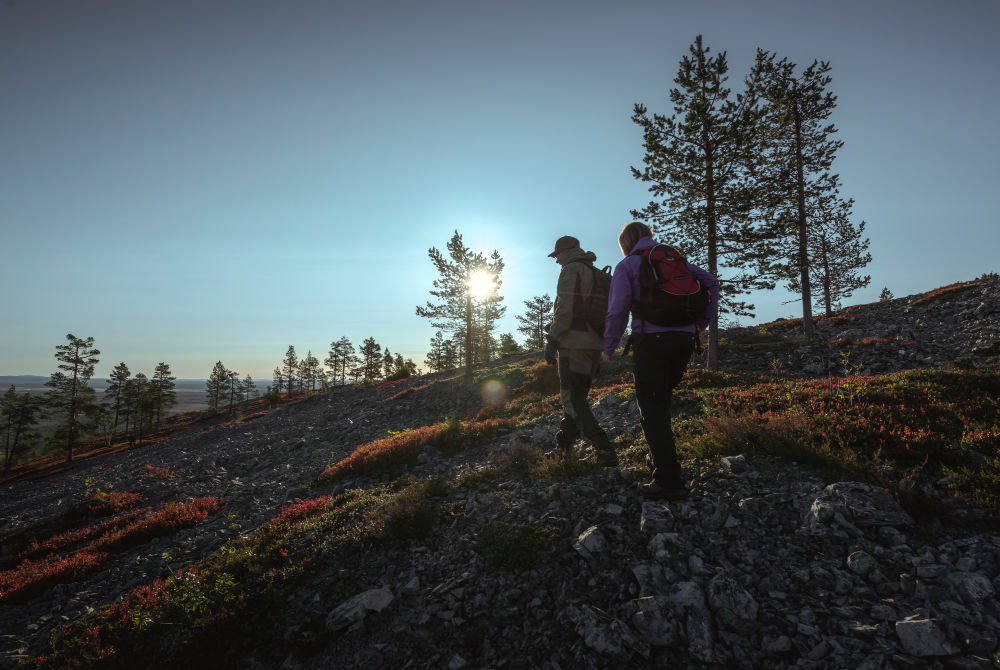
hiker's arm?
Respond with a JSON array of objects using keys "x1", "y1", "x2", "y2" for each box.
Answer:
[
  {"x1": 603, "y1": 261, "x2": 632, "y2": 357},
  {"x1": 548, "y1": 265, "x2": 578, "y2": 344},
  {"x1": 688, "y1": 263, "x2": 720, "y2": 330}
]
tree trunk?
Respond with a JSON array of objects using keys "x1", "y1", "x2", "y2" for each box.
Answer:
[
  {"x1": 464, "y1": 280, "x2": 474, "y2": 377},
  {"x1": 821, "y1": 235, "x2": 833, "y2": 317},
  {"x1": 793, "y1": 107, "x2": 815, "y2": 337},
  {"x1": 704, "y1": 135, "x2": 719, "y2": 370}
]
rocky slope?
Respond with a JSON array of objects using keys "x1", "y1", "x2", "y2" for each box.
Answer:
[
  {"x1": 0, "y1": 278, "x2": 998, "y2": 669},
  {"x1": 718, "y1": 274, "x2": 1000, "y2": 376}
]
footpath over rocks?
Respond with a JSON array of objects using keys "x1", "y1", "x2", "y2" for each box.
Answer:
[{"x1": 0, "y1": 276, "x2": 998, "y2": 669}]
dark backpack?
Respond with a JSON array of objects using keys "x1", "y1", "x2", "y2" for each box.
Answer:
[
  {"x1": 632, "y1": 244, "x2": 709, "y2": 327},
  {"x1": 571, "y1": 263, "x2": 613, "y2": 334}
]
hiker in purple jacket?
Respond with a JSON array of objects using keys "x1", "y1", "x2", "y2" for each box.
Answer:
[{"x1": 602, "y1": 222, "x2": 719, "y2": 500}]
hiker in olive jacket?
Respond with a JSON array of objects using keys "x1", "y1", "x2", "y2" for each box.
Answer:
[{"x1": 545, "y1": 235, "x2": 618, "y2": 466}]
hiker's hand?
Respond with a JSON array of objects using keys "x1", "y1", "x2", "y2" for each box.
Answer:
[
  {"x1": 601, "y1": 353, "x2": 612, "y2": 363},
  {"x1": 544, "y1": 341, "x2": 558, "y2": 365}
]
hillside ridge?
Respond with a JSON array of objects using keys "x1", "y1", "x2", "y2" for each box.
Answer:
[{"x1": 1, "y1": 275, "x2": 998, "y2": 669}]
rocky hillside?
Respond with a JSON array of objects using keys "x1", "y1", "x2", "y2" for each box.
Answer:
[
  {"x1": 719, "y1": 274, "x2": 1000, "y2": 376},
  {"x1": 1, "y1": 277, "x2": 998, "y2": 669}
]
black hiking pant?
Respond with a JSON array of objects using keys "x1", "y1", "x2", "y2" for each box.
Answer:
[
  {"x1": 555, "y1": 349, "x2": 613, "y2": 453},
  {"x1": 633, "y1": 332, "x2": 695, "y2": 486}
]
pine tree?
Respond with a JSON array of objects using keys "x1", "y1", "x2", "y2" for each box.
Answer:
[
  {"x1": 751, "y1": 51, "x2": 850, "y2": 335},
  {"x1": 785, "y1": 193, "x2": 872, "y2": 316},
  {"x1": 425, "y1": 331, "x2": 447, "y2": 373},
  {"x1": 515, "y1": 294, "x2": 553, "y2": 351},
  {"x1": 631, "y1": 35, "x2": 772, "y2": 368},
  {"x1": 283, "y1": 346, "x2": 298, "y2": 395},
  {"x1": 272, "y1": 367, "x2": 285, "y2": 395},
  {"x1": 44, "y1": 334, "x2": 100, "y2": 463},
  {"x1": 416, "y1": 230, "x2": 505, "y2": 376},
  {"x1": 325, "y1": 336, "x2": 356, "y2": 387},
  {"x1": 105, "y1": 362, "x2": 130, "y2": 436},
  {"x1": 225, "y1": 368, "x2": 240, "y2": 412},
  {"x1": 879, "y1": 287, "x2": 893, "y2": 302},
  {"x1": 150, "y1": 362, "x2": 177, "y2": 431},
  {"x1": 357, "y1": 337, "x2": 382, "y2": 382},
  {"x1": 242, "y1": 374, "x2": 257, "y2": 402},
  {"x1": 2, "y1": 386, "x2": 42, "y2": 470},
  {"x1": 382, "y1": 349, "x2": 395, "y2": 380},
  {"x1": 129, "y1": 373, "x2": 151, "y2": 447},
  {"x1": 498, "y1": 333, "x2": 521, "y2": 358},
  {"x1": 206, "y1": 361, "x2": 229, "y2": 413}
]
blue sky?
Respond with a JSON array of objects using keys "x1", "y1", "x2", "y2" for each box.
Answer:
[{"x1": 2, "y1": 0, "x2": 998, "y2": 379}]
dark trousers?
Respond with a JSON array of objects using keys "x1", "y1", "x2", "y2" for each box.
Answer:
[
  {"x1": 555, "y1": 350, "x2": 612, "y2": 452},
  {"x1": 633, "y1": 332, "x2": 694, "y2": 486}
]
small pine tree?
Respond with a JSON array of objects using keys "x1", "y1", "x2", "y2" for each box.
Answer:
[
  {"x1": 879, "y1": 287, "x2": 893, "y2": 302},
  {"x1": 2, "y1": 385, "x2": 42, "y2": 469},
  {"x1": 206, "y1": 361, "x2": 229, "y2": 413},
  {"x1": 516, "y1": 294, "x2": 553, "y2": 351},
  {"x1": 498, "y1": 333, "x2": 521, "y2": 358}
]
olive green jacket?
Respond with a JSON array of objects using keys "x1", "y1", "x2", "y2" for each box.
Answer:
[{"x1": 547, "y1": 248, "x2": 604, "y2": 351}]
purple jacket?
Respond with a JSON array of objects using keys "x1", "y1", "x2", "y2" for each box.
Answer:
[{"x1": 603, "y1": 236, "x2": 720, "y2": 357}]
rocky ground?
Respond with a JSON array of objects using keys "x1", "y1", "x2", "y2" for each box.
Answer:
[
  {"x1": 1, "y1": 277, "x2": 998, "y2": 668},
  {"x1": 718, "y1": 274, "x2": 1000, "y2": 376}
]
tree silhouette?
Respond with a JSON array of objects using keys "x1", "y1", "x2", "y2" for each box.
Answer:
[
  {"x1": 45, "y1": 334, "x2": 100, "y2": 463},
  {"x1": 104, "y1": 362, "x2": 130, "y2": 436},
  {"x1": 515, "y1": 294, "x2": 553, "y2": 351},
  {"x1": 2, "y1": 385, "x2": 42, "y2": 470},
  {"x1": 150, "y1": 362, "x2": 177, "y2": 430},
  {"x1": 631, "y1": 35, "x2": 771, "y2": 368},
  {"x1": 416, "y1": 230, "x2": 505, "y2": 376}
]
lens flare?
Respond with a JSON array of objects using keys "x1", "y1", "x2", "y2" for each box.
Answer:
[{"x1": 480, "y1": 379, "x2": 507, "y2": 404}]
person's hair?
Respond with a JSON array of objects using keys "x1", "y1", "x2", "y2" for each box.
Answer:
[{"x1": 618, "y1": 221, "x2": 653, "y2": 256}]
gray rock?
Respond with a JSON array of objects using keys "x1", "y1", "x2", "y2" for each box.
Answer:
[
  {"x1": 640, "y1": 502, "x2": 676, "y2": 534},
  {"x1": 707, "y1": 575, "x2": 759, "y2": 634},
  {"x1": 720, "y1": 454, "x2": 748, "y2": 473},
  {"x1": 847, "y1": 550, "x2": 876, "y2": 576},
  {"x1": 895, "y1": 616, "x2": 960, "y2": 657},
  {"x1": 326, "y1": 587, "x2": 395, "y2": 632},
  {"x1": 573, "y1": 525, "x2": 608, "y2": 558},
  {"x1": 627, "y1": 596, "x2": 678, "y2": 647}
]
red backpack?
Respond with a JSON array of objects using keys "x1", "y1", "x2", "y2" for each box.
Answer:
[{"x1": 632, "y1": 244, "x2": 709, "y2": 327}]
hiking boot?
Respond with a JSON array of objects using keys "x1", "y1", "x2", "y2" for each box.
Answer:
[
  {"x1": 640, "y1": 480, "x2": 688, "y2": 500},
  {"x1": 581, "y1": 450, "x2": 619, "y2": 467}
]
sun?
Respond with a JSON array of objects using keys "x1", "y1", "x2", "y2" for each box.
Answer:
[{"x1": 468, "y1": 270, "x2": 495, "y2": 300}]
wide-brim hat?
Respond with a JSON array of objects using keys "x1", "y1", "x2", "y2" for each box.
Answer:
[{"x1": 548, "y1": 235, "x2": 580, "y2": 257}]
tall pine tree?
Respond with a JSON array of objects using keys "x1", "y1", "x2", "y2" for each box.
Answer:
[
  {"x1": 283, "y1": 346, "x2": 298, "y2": 395},
  {"x1": 105, "y1": 362, "x2": 131, "y2": 436},
  {"x1": 150, "y1": 362, "x2": 177, "y2": 431},
  {"x1": 206, "y1": 361, "x2": 229, "y2": 413},
  {"x1": 750, "y1": 52, "x2": 850, "y2": 335},
  {"x1": 416, "y1": 231, "x2": 505, "y2": 376},
  {"x1": 45, "y1": 334, "x2": 100, "y2": 463},
  {"x1": 631, "y1": 35, "x2": 772, "y2": 368},
  {"x1": 357, "y1": 337, "x2": 382, "y2": 383}
]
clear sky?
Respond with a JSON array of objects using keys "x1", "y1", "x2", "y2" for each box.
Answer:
[{"x1": 2, "y1": 0, "x2": 998, "y2": 379}]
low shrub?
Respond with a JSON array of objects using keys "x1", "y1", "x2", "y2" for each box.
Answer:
[{"x1": 476, "y1": 521, "x2": 560, "y2": 571}]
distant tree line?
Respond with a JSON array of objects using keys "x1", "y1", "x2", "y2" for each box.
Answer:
[{"x1": 2, "y1": 334, "x2": 186, "y2": 468}]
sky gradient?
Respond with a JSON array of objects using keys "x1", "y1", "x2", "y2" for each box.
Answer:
[{"x1": 2, "y1": 0, "x2": 998, "y2": 379}]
